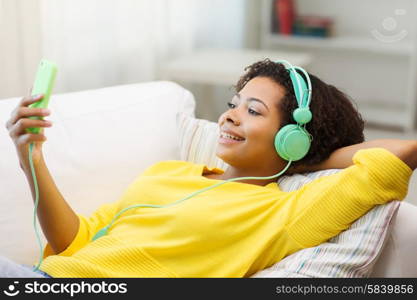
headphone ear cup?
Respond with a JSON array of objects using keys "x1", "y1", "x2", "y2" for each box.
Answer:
[{"x1": 275, "y1": 124, "x2": 311, "y2": 161}]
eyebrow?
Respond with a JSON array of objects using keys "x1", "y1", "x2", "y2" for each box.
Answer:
[{"x1": 235, "y1": 93, "x2": 269, "y2": 111}]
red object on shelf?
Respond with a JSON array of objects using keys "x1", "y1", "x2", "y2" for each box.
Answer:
[
  {"x1": 297, "y1": 15, "x2": 333, "y2": 28},
  {"x1": 276, "y1": 0, "x2": 296, "y2": 35}
]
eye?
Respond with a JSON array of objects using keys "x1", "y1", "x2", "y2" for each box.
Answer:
[
  {"x1": 227, "y1": 102, "x2": 236, "y2": 109},
  {"x1": 248, "y1": 108, "x2": 260, "y2": 116},
  {"x1": 227, "y1": 102, "x2": 260, "y2": 116}
]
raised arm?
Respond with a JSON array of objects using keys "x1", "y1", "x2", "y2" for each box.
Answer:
[
  {"x1": 298, "y1": 139, "x2": 417, "y2": 172},
  {"x1": 5, "y1": 94, "x2": 80, "y2": 254},
  {"x1": 284, "y1": 147, "x2": 413, "y2": 249}
]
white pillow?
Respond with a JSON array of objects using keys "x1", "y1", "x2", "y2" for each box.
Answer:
[
  {"x1": 0, "y1": 81, "x2": 195, "y2": 265},
  {"x1": 176, "y1": 112, "x2": 400, "y2": 278}
]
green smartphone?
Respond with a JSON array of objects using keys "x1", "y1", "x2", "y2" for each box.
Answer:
[{"x1": 26, "y1": 59, "x2": 57, "y2": 134}]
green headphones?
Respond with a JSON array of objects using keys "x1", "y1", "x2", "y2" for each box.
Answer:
[{"x1": 274, "y1": 60, "x2": 313, "y2": 161}]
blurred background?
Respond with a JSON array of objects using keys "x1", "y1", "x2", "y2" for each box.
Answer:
[{"x1": 1, "y1": 0, "x2": 417, "y2": 138}]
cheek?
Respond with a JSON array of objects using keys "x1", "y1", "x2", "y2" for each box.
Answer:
[
  {"x1": 246, "y1": 124, "x2": 277, "y2": 148},
  {"x1": 247, "y1": 116, "x2": 274, "y2": 132}
]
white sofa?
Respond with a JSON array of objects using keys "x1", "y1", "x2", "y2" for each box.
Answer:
[{"x1": 0, "y1": 81, "x2": 416, "y2": 277}]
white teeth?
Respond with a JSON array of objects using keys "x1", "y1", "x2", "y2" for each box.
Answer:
[{"x1": 220, "y1": 132, "x2": 244, "y2": 141}]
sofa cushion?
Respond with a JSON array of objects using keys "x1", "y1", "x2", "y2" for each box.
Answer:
[
  {"x1": 176, "y1": 112, "x2": 400, "y2": 277},
  {"x1": 0, "y1": 81, "x2": 195, "y2": 265}
]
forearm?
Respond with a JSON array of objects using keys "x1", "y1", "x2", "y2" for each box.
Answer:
[
  {"x1": 304, "y1": 139, "x2": 417, "y2": 172},
  {"x1": 23, "y1": 153, "x2": 79, "y2": 254}
]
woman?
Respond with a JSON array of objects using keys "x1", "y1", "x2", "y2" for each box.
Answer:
[{"x1": 4, "y1": 59, "x2": 416, "y2": 278}]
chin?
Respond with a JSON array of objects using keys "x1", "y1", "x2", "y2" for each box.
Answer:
[
  {"x1": 216, "y1": 139, "x2": 257, "y2": 167},
  {"x1": 215, "y1": 149, "x2": 230, "y2": 164},
  {"x1": 215, "y1": 149, "x2": 242, "y2": 167}
]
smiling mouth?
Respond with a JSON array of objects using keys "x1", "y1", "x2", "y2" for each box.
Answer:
[{"x1": 219, "y1": 132, "x2": 245, "y2": 144}]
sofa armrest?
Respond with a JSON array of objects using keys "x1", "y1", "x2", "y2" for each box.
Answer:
[{"x1": 370, "y1": 201, "x2": 417, "y2": 277}]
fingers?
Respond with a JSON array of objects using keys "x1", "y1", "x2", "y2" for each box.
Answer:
[
  {"x1": 7, "y1": 94, "x2": 50, "y2": 128},
  {"x1": 8, "y1": 118, "x2": 52, "y2": 139},
  {"x1": 19, "y1": 93, "x2": 43, "y2": 107},
  {"x1": 8, "y1": 107, "x2": 51, "y2": 127},
  {"x1": 5, "y1": 94, "x2": 53, "y2": 150}
]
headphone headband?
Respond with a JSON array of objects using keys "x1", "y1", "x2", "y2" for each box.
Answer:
[{"x1": 275, "y1": 60, "x2": 312, "y2": 109}]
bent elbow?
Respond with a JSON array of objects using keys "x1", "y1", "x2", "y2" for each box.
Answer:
[{"x1": 403, "y1": 140, "x2": 417, "y2": 171}]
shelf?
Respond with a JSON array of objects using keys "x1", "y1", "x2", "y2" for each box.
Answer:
[
  {"x1": 260, "y1": 0, "x2": 417, "y2": 130},
  {"x1": 266, "y1": 34, "x2": 414, "y2": 56}
]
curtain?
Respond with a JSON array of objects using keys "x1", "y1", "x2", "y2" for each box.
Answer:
[
  {"x1": 40, "y1": 0, "x2": 196, "y2": 93},
  {"x1": 0, "y1": 0, "x2": 42, "y2": 99},
  {"x1": 0, "y1": 0, "x2": 196, "y2": 98}
]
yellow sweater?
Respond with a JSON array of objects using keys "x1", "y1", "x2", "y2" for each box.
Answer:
[{"x1": 38, "y1": 148, "x2": 412, "y2": 278}]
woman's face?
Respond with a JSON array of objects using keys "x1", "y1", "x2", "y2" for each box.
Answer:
[{"x1": 216, "y1": 76, "x2": 286, "y2": 169}]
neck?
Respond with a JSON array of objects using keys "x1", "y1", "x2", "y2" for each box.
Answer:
[{"x1": 218, "y1": 162, "x2": 290, "y2": 186}]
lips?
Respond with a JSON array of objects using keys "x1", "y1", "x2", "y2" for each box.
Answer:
[
  {"x1": 220, "y1": 128, "x2": 245, "y2": 140},
  {"x1": 219, "y1": 128, "x2": 245, "y2": 143}
]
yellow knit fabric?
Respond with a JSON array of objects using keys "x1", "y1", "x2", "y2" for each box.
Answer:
[{"x1": 38, "y1": 148, "x2": 412, "y2": 278}]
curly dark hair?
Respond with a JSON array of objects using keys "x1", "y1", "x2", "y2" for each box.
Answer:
[{"x1": 233, "y1": 58, "x2": 365, "y2": 169}]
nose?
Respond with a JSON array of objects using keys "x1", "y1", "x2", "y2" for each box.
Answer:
[
  {"x1": 220, "y1": 109, "x2": 241, "y2": 126},
  {"x1": 226, "y1": 115, "x2": 240, "y2": 126}
]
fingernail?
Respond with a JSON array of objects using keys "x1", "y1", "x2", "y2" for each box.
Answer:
[
  {"x1": 42, "y1": 109, "x2": 51, "y2": 114},
  {"x1": 33, "y1": 94, "x2": 42, "y2": 99}
]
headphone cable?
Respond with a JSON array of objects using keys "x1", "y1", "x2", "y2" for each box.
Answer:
[
  {"x1": 29, "y1": 142, "x2": 44, "y2": 272},
  {"x1": 91, "y1": 160, "x2": 293, "y2": 241}
]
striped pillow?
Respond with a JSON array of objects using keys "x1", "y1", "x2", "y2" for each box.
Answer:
[
  {"x1": 176, "y1": 112, "x2": 400, "y2": 278},
  {"x1": 177, "y1": 112, "x2": 229, "y2": 170}
]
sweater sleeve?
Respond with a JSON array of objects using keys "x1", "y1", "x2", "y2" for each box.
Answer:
[{"x1": 284, "y1": 148, "x2": 412, "y2": 249}]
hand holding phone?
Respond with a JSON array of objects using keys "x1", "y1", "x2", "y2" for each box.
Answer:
[
  {"x1": 26, "y1": 59, "x2": 57, "y2": 134},
  {"x1": 5, "y1": 59, "x2": 57, "y2": 171}
]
